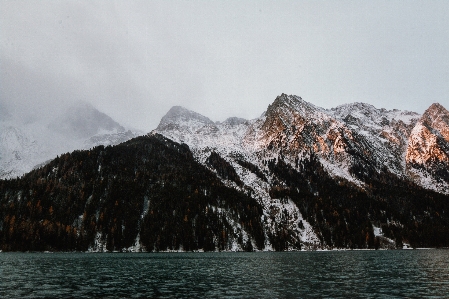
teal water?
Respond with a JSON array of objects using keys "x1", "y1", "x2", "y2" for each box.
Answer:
[{"x1": 1, "y1": 250, "x2": 448, "y2": 298}]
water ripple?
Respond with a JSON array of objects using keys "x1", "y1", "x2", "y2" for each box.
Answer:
[{"x1": 1, "y1": 250, "x2": 449, "y2": 298}]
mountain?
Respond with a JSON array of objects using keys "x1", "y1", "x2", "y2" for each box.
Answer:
[
  {"x1": 0, "y1": 135, "x2": 267, "y2": 252},
  {"x1": 406, "y1": 103, "x2": 449, "y2": 193},
  {"x1": 0, "y1": 125, "x2": 43, "y2": 179},
  {"x1": 48, "y1": 101, "x2": 126, "y2": 139},
  {"x1": 1, "y1": 95, "x2": 449, "y2": 252},
  {"x1": 155, "y1": 94, "x2": 446, "y2": 193},
  {"x1": 0, "y1": 101, "x2": 140, "y2": 179},
  {"x1": 150, "y1": 94, "x2": 449, "y2": 249}
]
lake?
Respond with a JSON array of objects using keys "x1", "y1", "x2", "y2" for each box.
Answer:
[{"x1": 1, "y1": 250, "x2": 448, "y2": 298}]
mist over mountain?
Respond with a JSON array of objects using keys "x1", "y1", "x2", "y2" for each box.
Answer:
[
  {"x1": 49, "y1": 101, "x2": 126, "y2": 139},
  {"x1": 0, "y1": 102, "x2": 11, "y2": 120},
  {"x1": 0, "y1": 101, "x2": 140, "y2": 179}
]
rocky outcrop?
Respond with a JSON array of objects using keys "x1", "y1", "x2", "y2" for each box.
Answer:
[
  {"x1": 155, "y1": 95, "x2": 448, "y2": 194},
  {"x1": 406, "y1": 103, "x2": 449, "y2": 193}
]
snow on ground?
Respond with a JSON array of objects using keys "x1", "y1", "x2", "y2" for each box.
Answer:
[
  {"x1": 126, "y1": 234, "x2": 143, "y2": 252},
  {"x1": 319, "y1": 158, "x2": 365, "y2": 188},
  {"x1": 407, "y1": 167, "x2": 449, "y2": 195},
  {"x1": 265, "y1": 198, "x2": 320, "y2": 250},
  {"x1": 372, "y1": 224, "x2": 396, "y2": 248},
  {"x1": 153, "y1": 111, "x2": 322, "y2": 250},
  {"x1": 88, "y1": 232, "x2": 108, "y2": 252},
  {"x1": 0, "y1": 104, "x2": 140, "y2": 180}
]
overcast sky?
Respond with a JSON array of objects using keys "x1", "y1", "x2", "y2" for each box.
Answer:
[{"x1": 1, "y1": 1, "x2": 449, "y2": 131}]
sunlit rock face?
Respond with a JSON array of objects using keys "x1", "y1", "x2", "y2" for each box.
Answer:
[
  {"x1": 152, "y1": 94, "x2": 449, "y2": 250},
  {"x1": 243, "y1": 94, "x2": 368, "y2": 182},
  {"x1": 406, "y1": 103, "x2": 449, "y2": 193},
  {"x1": 330, "y1": 102, "x2": 420, "y2": 175},
  {"x1": 244, "y1": 94, "x2": 424, "y2": 185},
  {"x1": 155, "y1": 94, "x2": 448, "y2": 194}
]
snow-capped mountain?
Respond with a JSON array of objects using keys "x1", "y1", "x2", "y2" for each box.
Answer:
[
  {"x1": 2, "y1": 95, "x2": 449, "y2": 252},
  {"x1": 330, "y1": 102, "x2": 420, "y2": 176},
  {"x1": 154, "y1": 100, "x2": 322, "y2": 249},
  {"x1": 154, "y1": 94, "x2": 447, "y2": 193},
  {"x1": 406, "y1": 103, "x2": 449, "y2": 193},
  {"x1": 48, "y1": 101, "x2": 126, "y2": 139},
  {"x1": 0, "y1": 125, "x2": 43, "y2": 179},
  {"x1": 152, "y1": 94, "x2": 449, "y2": 249},
  {"x1": 0, "y1": 101, "x2": 140, "y2": 179}
]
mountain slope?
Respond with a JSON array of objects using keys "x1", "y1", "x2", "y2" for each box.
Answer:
[
  {"x1": 2, "y1": 95, "x2": 449, "y2": 251},
  {"x1": 330, "y1": 102, "x2": 420, "y2": 176},
  {"x1": 155, "y1": 94, "x2": 448, "y2": 194},
  {"x1": 0, "y1": 134, "x2": 266, "y2": 252},
  {"x1": 1, "y1": 134, "x2": 449, "y2": 252},
  {"x1": 153, "y1": 103, "x2": 321, "y2": 249},
  {"x1": 0, "y1": 102, "x2": 140, "y2": 179},
  {"x1": 0, "y1": 125, "x2": 43, "y2": 179},
  {"x1": 48, "y1": 101, "x2": 126, "y2": 139},
  {"x1": 151, "y1": 94, "x2": 449, "y2": 249},
  {"x1": 406, "y1": 103, "x2": 449, "y2": 193}
]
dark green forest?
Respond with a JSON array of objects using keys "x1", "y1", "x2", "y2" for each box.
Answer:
[
  {"x1": 0, "y1": 134, "x2": 264, "y2": 252},
  {"x1": 1, "y1": 134, "x2": 449, "y2": 252},
  {"x1": 266, "y1": 153, "x2": 449, "y2": 249}
]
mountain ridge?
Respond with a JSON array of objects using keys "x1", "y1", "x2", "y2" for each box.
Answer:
[
  {"x1": 0, "y1": 101, "x2": 140, "y2": 179},
  {"x1": 1, "y1": 94, "x2": 449, "y2": 252},
  {"x1": 154, "y1": 94, "x2": 447, "y2": 194}
]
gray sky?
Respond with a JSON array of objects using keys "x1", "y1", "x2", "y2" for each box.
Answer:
[{"x1": 1, "y1": 1, "x2": 449, "y2": 131}]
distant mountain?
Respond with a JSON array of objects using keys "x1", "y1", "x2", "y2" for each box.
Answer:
[
  {"x1": 1, "y1": 95, "x2": 449, "y2": 252},
  {"x1": 0, "y1": 101, "x2": 140, "y2": 179},
  {"x1": 0, "y1": 125, "x2": 42, "y2": 179},
  {"x1": 48, "y1": 101, "x2": 126, "y2": 139},
  {"x1": 156, "y1": 106, "x2": 217, "y2": 133}
]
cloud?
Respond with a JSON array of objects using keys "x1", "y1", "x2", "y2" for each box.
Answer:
[{"x1": 1, "y1": 1, "x2": 449, "y2": 131}]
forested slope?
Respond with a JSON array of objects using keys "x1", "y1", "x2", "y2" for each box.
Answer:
[{"x1": 0, "y1": 134, "x2": 265, "y2": 252}]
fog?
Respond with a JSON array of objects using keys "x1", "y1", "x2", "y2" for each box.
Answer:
[{"x1": 2, "y1": 1, "x2": 448, "y2": 131}]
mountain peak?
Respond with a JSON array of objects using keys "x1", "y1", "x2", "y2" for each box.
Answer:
[
  {"x1": 421, "y1": 103, "x2": 449, "y2": 127},
  {"x1": 49, "y1": 102, "x2": 125, "y2": 139},
  {"x1": 421, "y1": 102, "x2": 449, "y2": 139},
  {"x1": 165, "y1": 105, "x2": 191, "y2": 116},
  {"x1": 271, "y1": 93, "x2": 305, "y2": 108},
  {"x1": 156, "y1": 106, "x2": 214, "y2": 131},
  {"x1": 265, "y1": 94, "x2": 318, "y2": 122},
  {"x1": 423, "y1": 103, "x2": 449, "y2": 121},
  {"x1": 427, "y1": 102, "x2": 447, "y2": 112},
  {"x1": 1, "y1": 101, "x2": 135, "y2": 179}
]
